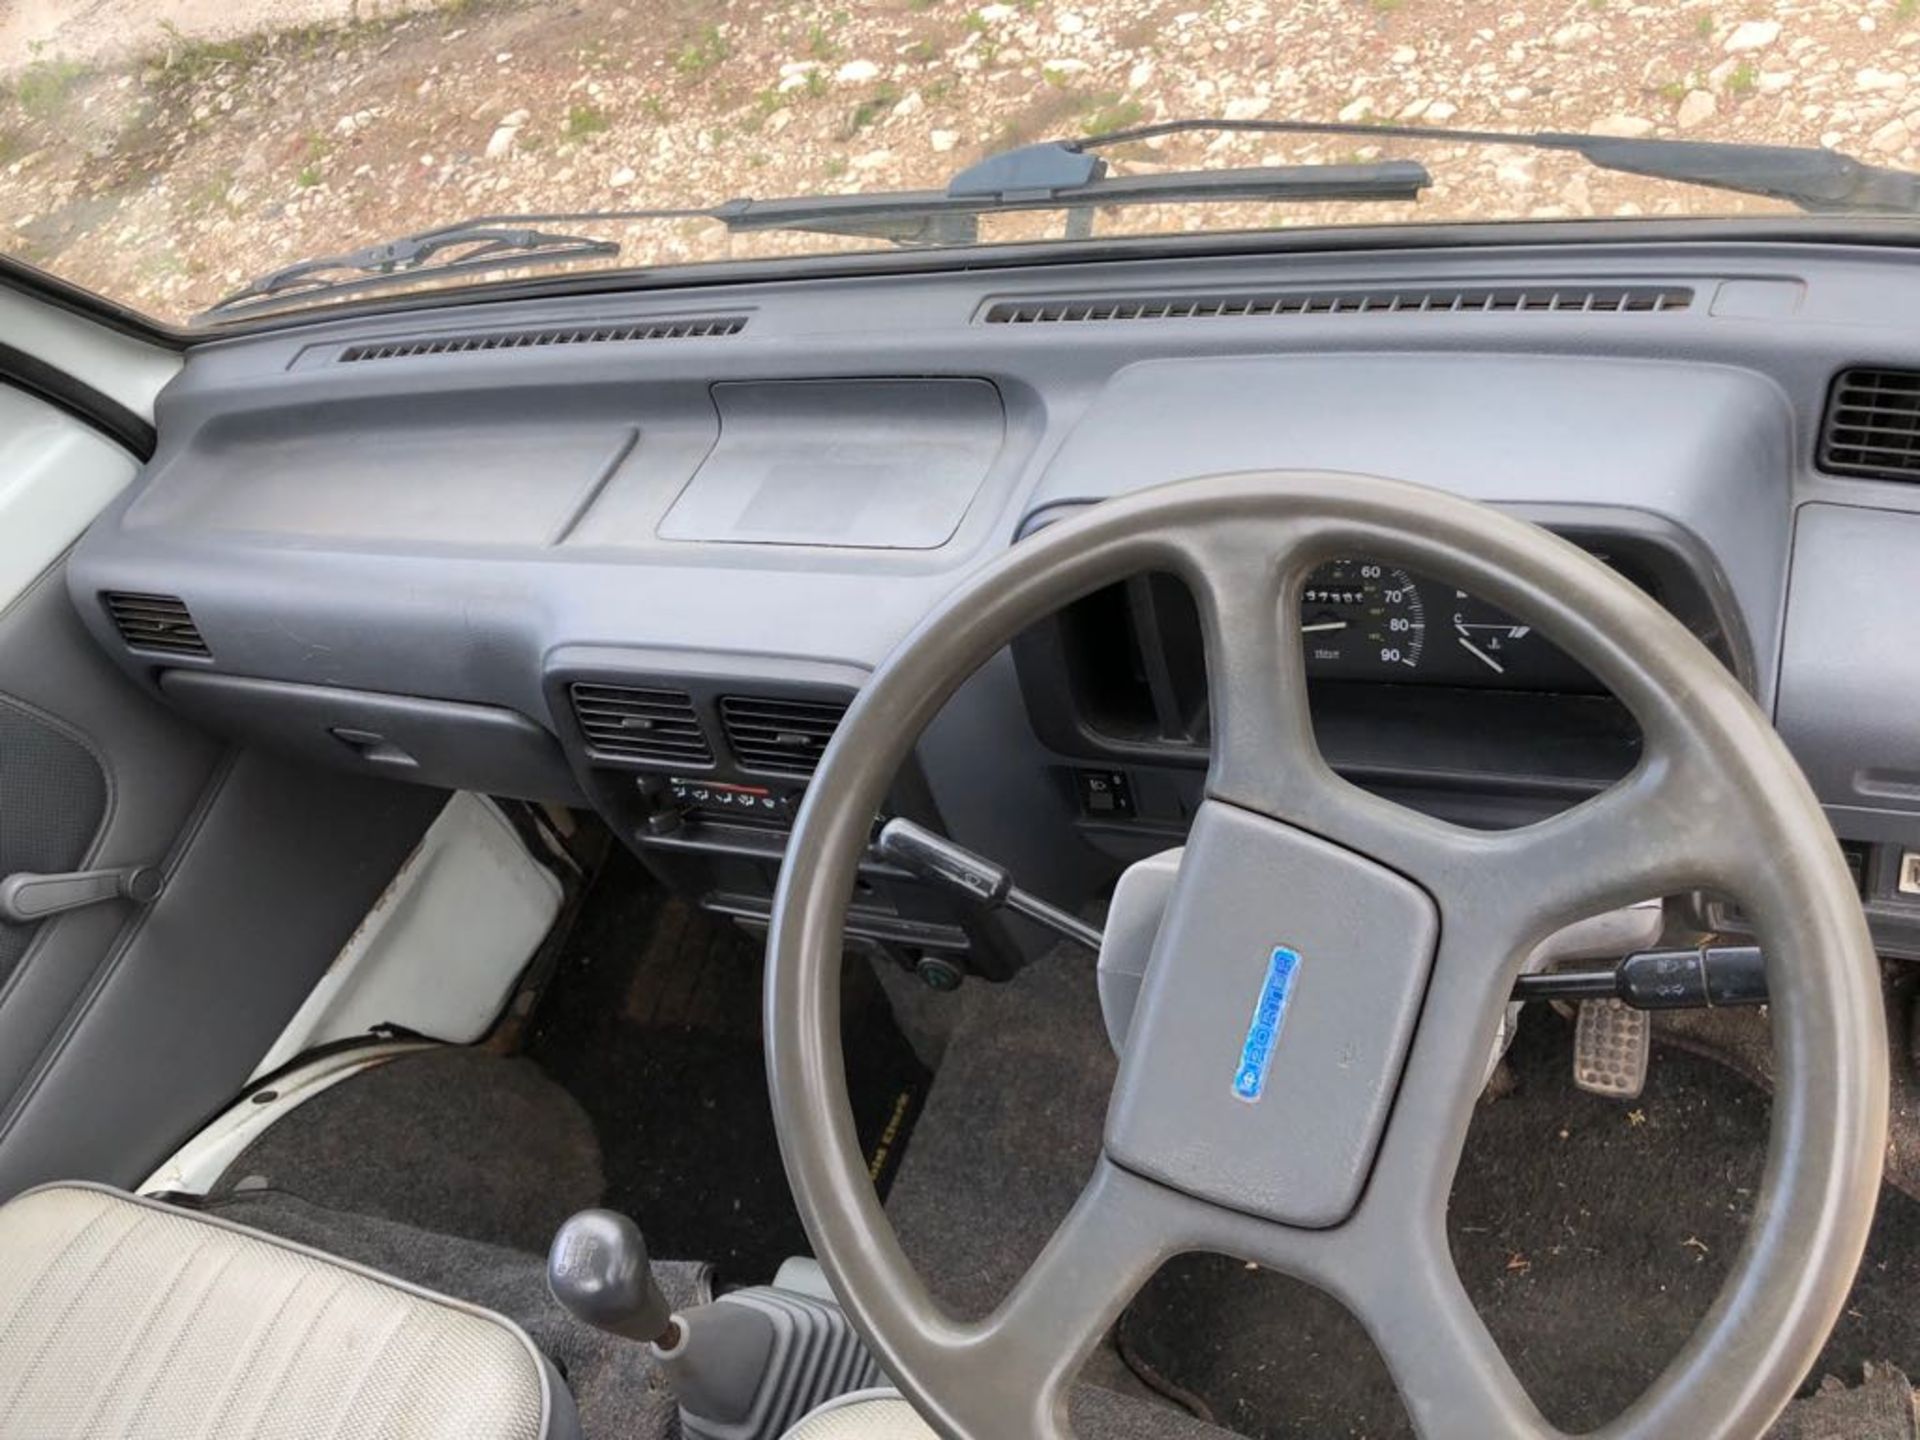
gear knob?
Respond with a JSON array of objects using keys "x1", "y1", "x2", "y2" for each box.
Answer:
[{"x1": 547, "y1": 1209, "x2": 676, "y2": 1345}]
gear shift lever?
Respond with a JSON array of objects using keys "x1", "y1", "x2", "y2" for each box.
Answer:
[
  {"x1": 547, "y1": 1209, "x2": 677, "y2": 1346},
  {"x1": 547, "y1": 1208, "x2": 884, "y2": 1439}
]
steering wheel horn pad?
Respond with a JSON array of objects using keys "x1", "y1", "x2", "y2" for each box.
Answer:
[
  {"x1": 765, "y1": 471, "x2": 1887, "y2": 1440},
  {"x1": 1105, "y1": 798, "x2": 1436, "y2": 1230}
]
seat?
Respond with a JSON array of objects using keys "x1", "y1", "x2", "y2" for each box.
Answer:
[
  {"x1": 0, "y1": 1183, "x2": 580, "y2": 1440},
  {"x1": 783, "y1": 1390, "x2": 935, "y2": 1439}
]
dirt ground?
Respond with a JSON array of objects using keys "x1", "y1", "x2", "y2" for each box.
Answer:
[{"x1": 1, "y1": 0, "x2": 1913, "y2": 325}]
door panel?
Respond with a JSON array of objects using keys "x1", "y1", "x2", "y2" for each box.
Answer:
[{"x1": 0, "y1": 328, "x2": 442, "y2": 1196}]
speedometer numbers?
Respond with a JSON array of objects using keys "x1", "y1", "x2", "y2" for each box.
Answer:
[
  {"x1": 1298, "y1": 559, "x2": 1593, "y2": 689},
  {"x1": 1299, "y1": 560, "x2": 1426, "y2": 678}
]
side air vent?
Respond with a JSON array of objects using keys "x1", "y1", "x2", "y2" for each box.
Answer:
[
  {"x1": 103, "y1": 592, "x2": 209, "y2": 658},
  {"x1": 719, "y1": 695, "x2": 849, "y2": 777},
  {"x1": 570, "y1": 683, "x2": 713, "y2": 766},
  {"x1": 982, "y1": 285, "x2": 1693, "y2": 325},
  {"x1": 339, "y1": 316, "x2": 748, "y2": 363},
  {"x1": 1818, "y1": 368, "x2": 1920, "y2": 481}
]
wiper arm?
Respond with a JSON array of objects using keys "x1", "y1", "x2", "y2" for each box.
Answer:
[
  {"x1": 1077, "y1": 117, "x2": 1920, "y2": 215},
  {"x1": 713, "y1": 148, "x2": 1430, "y2": 245},
  {"x1": 200, "y1": 222, "x2": 627, "y2": 320}
]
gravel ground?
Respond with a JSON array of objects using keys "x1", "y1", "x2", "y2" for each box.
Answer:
[{"x1": 1, "y1": 0, "x2": 1914, "y2": 325}]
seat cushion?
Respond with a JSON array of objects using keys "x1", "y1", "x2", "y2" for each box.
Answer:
[
  {"x1": 0, "y1": 1183, "x2": 578, "y2": 1440},
  {"x1": 783, "y1": 1391, "x2": 936, "y2": 1440}
]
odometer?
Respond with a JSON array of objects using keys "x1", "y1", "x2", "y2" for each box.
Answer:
[{"x1": 1300, "y1": 559, "x2": 1426, "y2": 679}]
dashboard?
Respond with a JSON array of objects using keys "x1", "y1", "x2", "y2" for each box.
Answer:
[{"x1": 59, "y1": 236, "x2": 1920, "y2": 962}]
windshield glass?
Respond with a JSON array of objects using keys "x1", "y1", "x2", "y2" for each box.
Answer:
[{"x1": 0, "y1": 0, "x2": 1899, "y2": 326}]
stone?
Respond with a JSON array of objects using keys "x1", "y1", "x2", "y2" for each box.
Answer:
[
  {"x1": 1223, "y1": 95, "x2": 1271, "y2": 120},
  {"x1": 1552, "y1": 21, "x2": 1599, "y2": 48},
  {"x1": 930, "y1": 129, "x2": 959, "y2": 152},
  {"x1": 1872, "y1": 117, "x2": 1910, "y2": 153},
  {"x1": 1757, "y1": 71, "x2": 1795, "y2": 95},
  {"x1": 893, "y1": 90, "x2": 925, "y2": 117},
  {"x1": 1425, "y1": 100, "x2": 1458, "y2": 121},
  {"x1": 1724, "y1": 19, "x2": 1780, "y2": 54},
  {"x1": 1676, "y1": 88, "x2": 1716, "y2": 130},
  {"x1": 484, "y1": 123, "x2": 519, "y2": 159},
  {"x1": 1128, "y1": 60, "x2": 1155, "y2": 90},
  {"x1": 835, "y1": 59, "x2": 881, "y2": 83},
  {"x1": 1591, "y1": 113, "x2": 1655, "y2": 137},
  {"x1": 1391, "y1": 46, "x2": 1417, "y2": 65},
  {"x1": 1056, "y1": 11, "x2": 1086, "y2": 34},
  {"x1": 1337, "y1": 96, "x2": 1374, "y2": 122},
  {"x1": 608, "y1": 165, "x2": 636, "y2": 187},
  {"x1": 1857, "y1": 68, "x2": 1909, "y2": 95},
  {"x1": 1399, "y1": 97, "x2": 1432, "y2": 119}
]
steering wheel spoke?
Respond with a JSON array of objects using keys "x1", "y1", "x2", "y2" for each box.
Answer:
[{"x1": 945, "y1": 1160, "x2": 1179, "y2": 1436}]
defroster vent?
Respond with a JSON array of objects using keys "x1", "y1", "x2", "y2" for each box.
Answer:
[
  {"x1": 983, "y1": 284, "x2": 1692, "y2": 325},
  {"x1": 1819, "y1": 368, "x2": 1920, "y2": 481},
  {"x1": 570, "y1": 684, "x2": 713, "y2": 766},
  {"x1": 719, "y1": 695, "x2": 849, "y2": 777},
  {"x1": 339, "y1": 316, "x2": 747, "y2": 363},
  {"x1": 104, "y1": 592, "x2": 209, "y2": 658}
]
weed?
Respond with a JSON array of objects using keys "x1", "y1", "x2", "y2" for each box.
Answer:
[
  {"x1": 904, "y1": 39, "x2": 938, "y2": 63},
  {"x1": 0, "y1": 129, "x2": 22, "y2": 166},
  {"x1": 805, "y1": 22, "x2": 839, "y2": 61},
  {"x1": 805, "y1": 70, "x2": 830, "y2": 99},
  {"x1": 154, "y1": 22, "x2": 258, "y2": 87},
  {"x1": 923, "y1": 76, "x2": 955, "y2": 103},
  {"x1": 1041, "y1": 64, "x2": 1074, "y2": 88},
  {"x1": 1900, "y1": 0, "x2": 1919, "y2": 22},
  {"x1": 640, "y1": 94, "x2": 670, "y2": 124},
  {"x1": 1080, "y1": 95, "x2": 1146, "y2": 135},
  {"x1": 674, "y1": 24, "x2": 729, "y2": 78},
  {"x1": 1370, "y1": 0, "x2": 1405, "y2": 13},
  {"x1": 564, "y1": 103, "x2": 611, "y2": 140},
  {"x1": 296, "y1": 164, "x2": 322, "y2": 187},
  {"x1": 823, "y1": 154, "x2": 849, "y2": 177},
  {"x1": 908, "y1": 0, "x2": 938, "y2": 10},
  {"x1": 1693, "y1": 12, "x2": 1714, "y2": 39},
  {"x1": 846, "y1": 82, "x2": 902, "y2": 134},
  {"x1": 1726, "y1": 60, "x2": 1756, "y2": 95},
  {"x1": 963, "y1": 10, "x2": 989, "y2": 34},
  {"x1": 13, "y1": 56, "x2": 88, "y2": 115},
  {"x1": 1657, "y1": 78, "x2": 1689, "y2": 102}
]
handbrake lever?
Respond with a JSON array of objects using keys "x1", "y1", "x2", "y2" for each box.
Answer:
[{"x1": 873, "y1": 818, "x2": 1102, "y2": 952}]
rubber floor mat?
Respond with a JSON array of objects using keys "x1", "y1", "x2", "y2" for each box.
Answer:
[
  {"x1": 527, "y1": 846, "x2": 928, "y2": 1285},
  {"x1": 1119, "y1": 1007, "x2": 1920, "y2": 1438}
]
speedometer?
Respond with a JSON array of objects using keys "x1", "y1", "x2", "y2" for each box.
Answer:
[{"x1": 1300, "y1": 560, "x2": 1426, "y2": 678}]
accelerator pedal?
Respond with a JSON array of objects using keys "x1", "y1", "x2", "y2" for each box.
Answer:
[{"x1": 1573, "y1": 998, "x2": 1651, "y2": 1099}]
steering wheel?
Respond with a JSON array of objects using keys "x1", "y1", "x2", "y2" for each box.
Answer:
[{"x1": 764, "y1": 471, "x2": 1887, "y2": 1440}]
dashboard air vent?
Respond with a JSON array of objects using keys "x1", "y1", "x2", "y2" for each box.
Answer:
[
  {"x1": 339, "y1": 316, "x2": 748, "y2": 363},
  {"x1": 982, "y1": 285, "x2": 1693, "y2": 325},
  {"x1": 1818, "y1": 368, "x2": 1920, "y2": 481},
  {"x1": 719, "y1": 695, "x2": 849, "y2": 777},
  {"x1": 570, "y1": 683, "x2": 713, "y2": 766},
  {"x1": 103, "y1": 592, "x2": 209, "y2": 658}
]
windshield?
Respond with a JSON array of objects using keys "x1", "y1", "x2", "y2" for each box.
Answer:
[{"x1": 0, "y1": 0, "x2": 1899, "y2": 327}]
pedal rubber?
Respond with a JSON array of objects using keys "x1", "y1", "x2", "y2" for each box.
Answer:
[{"x1": 1573, "y1": 998, "x2": 1650, "y2": 1099}]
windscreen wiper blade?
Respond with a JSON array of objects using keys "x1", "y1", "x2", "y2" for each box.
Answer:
[
  {"x1": 200, "y1": 222, "x2": 628, "y2": 319},
  {"x1": 711, "y1": 151, "x2": 1431, "y2": 245},
  {"x1": 1075, "y1": 117, "x2": 1920, "y2": 215}
]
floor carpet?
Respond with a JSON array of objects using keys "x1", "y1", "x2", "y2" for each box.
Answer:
[
  {"x1": 886, "y1": 943, "x2": 1920, "y2": 1438},
  {"x1": 526, "y1": 846, "x2": 931, "y2": 1286}
]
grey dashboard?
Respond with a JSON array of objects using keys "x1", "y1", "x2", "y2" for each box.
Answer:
[{"x1": 64, "y1": 236, "x2": 1920, "y2": 955}]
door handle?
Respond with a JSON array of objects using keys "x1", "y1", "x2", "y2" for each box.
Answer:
[{"x1": 0, "y1": 866, "x2": 163, "y2": 923}]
